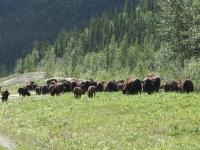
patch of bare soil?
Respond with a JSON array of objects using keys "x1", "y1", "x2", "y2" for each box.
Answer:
[
  {"x1": 0, "y1": 72, "x2": 46, "y2": 86},
  {"x1": 0, "y1": 137, "x2": 16, "y2": 149}
]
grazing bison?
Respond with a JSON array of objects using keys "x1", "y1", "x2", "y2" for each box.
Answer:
[
  {"x1": 107, "y1": 80, "x2": 118, "y2": 92},
  {"x1": 144, "y1": 75, "x2": 161, "y2": 92},
  {"x1": 122, "y1": 77, "x2": 143, "y2": 95},
  {"x1": 62, "y1": 80, "x2": 71, "y2": 92},
  {"x1": 18, "y1": 87, "x2": 31, "y2": 96},
  {"x1": 96, "y1": 82, "x2": 104, "y2": 92},
  {"x1": 183, "y1": 79, "x2": 194, "y2": 93},
  {"x1": 103, "y1": 82, "x2": 109, "y2": 92},
  {"x1": 50, "y1": 82, "x2": 65, "y2": 96},
  {"x1": 73, "y1": 87, "x2": 84, "y2": 98},
  {"x1": 163, "y1": 81, "x2": 179, "y2": 92},
  {"x1": 142, "y1": 77, "x2": 155, "y2": 94},
  {"x1": 41, "y1": 85, "x2": 49, "y2": 95},
  {"x1": 87, "y1": 86, "x2": 96, "y2": 98},
  {"x1": 84, "y1": 78, "x2": 97, "y2": 91},
  {"x1": 70, "y1": 80, "x2": 78, "y2": 92},
  {"x1": 1, "y1": 88, "x2": 10, "y2": 102},
  {"x1": 116, "y1": 80, "x2": 125, "y2": 91},
  {"x1": 47, "y1": 78, "x2": 57, "y2": 84},
  {"x1": 35, "y1": 86, "x2": 42, "y2": 95},
  {"x1": 26, "y1": 81, "x2": 38, "y2": 90}
]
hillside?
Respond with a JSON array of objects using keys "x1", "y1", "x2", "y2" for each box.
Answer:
[{"x1": 0, "y1": 0, "x2": 140, "y2": 75}]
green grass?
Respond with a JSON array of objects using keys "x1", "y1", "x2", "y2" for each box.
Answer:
[{"x1": 0, "y1": 91, "x2": 199, "y2": 149}]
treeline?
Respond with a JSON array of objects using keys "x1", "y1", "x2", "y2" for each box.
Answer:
[
  {"x1": 14, "y1": 0, "x2": 200, "y2": 89},
  {"x1": 0, "y1": 0, "x2": 132, "y2": 76}
]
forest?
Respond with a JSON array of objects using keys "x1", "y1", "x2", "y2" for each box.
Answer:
[
  {"x1": 0, "y1": 0, "x2": 135, "y2": 75},
  {"x1": 1, "y1": 0, "x2": 200, "y2": 89}
]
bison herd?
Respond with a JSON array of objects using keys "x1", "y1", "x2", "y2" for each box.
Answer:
[{"x1": 0, "y1": 75, "x2": 195, "y2": 102}]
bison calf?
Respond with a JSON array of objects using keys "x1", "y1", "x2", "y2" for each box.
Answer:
[
  {"x1": 73, "y1": 87, "x2": 84, "y2": 98},
  {"x1": 87, "y1": 86, "x2": 96, "y2": 98}
]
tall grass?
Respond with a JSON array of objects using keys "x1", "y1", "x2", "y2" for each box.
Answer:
[{"x1": 0, "y1": 91, "x2": 199, "y2": 149}]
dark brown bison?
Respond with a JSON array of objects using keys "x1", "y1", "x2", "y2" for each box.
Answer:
[
  {"x1": 96, "y1": 82, "x2": 104, "y2": 92},
  {"x1": 73, "y1": 87, "x2": 84, "y2": 98},
  {"x1": 61, "y1": 80, "x2": 71, "y2": 92},
  {"x1": 26, "y1": 81, "x2": 38, "y2": 90},
  {"x1": 18, "y1": 87, "x2": 31, "y2": 96},
  {"x1": 41, "y1": 85, "x2": 49, "y2": 95},
  {"x1": 142, "y1": 77, "x2": 155, "y2": 94},
  {"x1": 107, "y1": 80, "x2": 118, "y2": 92},
  {"x1": 183, "y1": 79, "x2": 194, "y2": 93},
  {"x1": 50, "y1": 82, "x2": 66, "y2": 96},
  {"x1": 1, "y1": 88, "x2": 10, "y2": 102},
  {"x1": 144, "y1": 75, "x2": 160, "y2": 92},
  {"x1": 163, "y1": 81, "x2": 179, "y2": 92},
  {"x1": 122, "y1": 77, "x2": 143, "y2": 95},
  {"x1": 35, "y1": 86, "x2": 42, "y2": 95},
  {"x1": 87, "y1": 86, "x2": 96, "y2": 97},
  {"x1": 70, "y1": 80, "x2": 78, "y2": 92},
  {"x1": 47, "y1": 78, "x2": 57, "y2": 84},
  {"x1": 84, "y1": 78, "x2": 97, "y2": 91}
]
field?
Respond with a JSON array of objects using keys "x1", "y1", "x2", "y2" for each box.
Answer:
[{"x1": 0, "y1": 82, "x2": 199, "y2": 149}]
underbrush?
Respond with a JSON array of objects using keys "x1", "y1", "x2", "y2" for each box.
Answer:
[{"x1": 0, "y1": 91, "x2": 199, "y2": 149}]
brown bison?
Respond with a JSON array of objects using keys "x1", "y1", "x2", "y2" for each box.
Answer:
[
  {"x1": 26, "y1": 81, "x2": 38, "y2": 90},
  {"x1": 107, "y1": 80, "x2": 118, "y2": 92},
  {"x1": 18, "y1": 87, "x2": 31, "y2": 96},
  {"x1": 183, "y1": 79, "x2": 194, "y2": 93},
  {"x1": 87, "y1": 86, "x2": 96, "y2": 97},
  {"x1": 47, "y1": 78, "x2": 57, "y2": 84},
  {"x1": 35, "y1": 86, "x2": 42, "y2": 95},
  {"x1": 116, "y1": 80, "x2": 125, "y2": 91},
  {"x1": 50, "y1": 82, "x2": 66, "y2": 96},
  {"x1": 61, "y1": 80, "x2": 71, "y2": 92},
  {"x1": 70, "y1": 79, "x2": 78, "y2": 92},
  {"x1": 142, "y1": 77, "x2": 155, "y2": 94},
  {"x1": 73, "y1": 87, "x2": 84, "y2": 98},
  {"x1": 103, "y1": 82, "x2": 109, "y2": 92},
  {"x1": 144, "y1": 75, "x2": 161, "y2": 92},
  {"x1": 96, "y1": 82, "x2": 104, "y2": 92},
  {"x1": 122, "y1": 77, "x2": 143, "y2": 95},
  {"x1": 1, "y1": 87, "x2": 10, "y2": 102},
  {"x1": 163, "y1": 80, "x2": 179, "y2": 92},
  {"x1": 41, "y1": 85, "x2": 49, "y2": 95},
  {"x1": 84, "y1": 78, "x2": 97, "y2": 91}
]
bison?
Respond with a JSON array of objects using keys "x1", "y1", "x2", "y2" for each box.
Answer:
[
  {"x1": 84, "y1": 78, "x2": 97, "y2": 91},
  {"x1": 73, "y1": 87, "x2": 84, "y2": 98},
  {"x1": 35, "y1": 86, "x2": 42, "y2": 95},
  {"x1": 142, "y1": 77, "x2": 155, "y2": 94},
  {"x1": 1, "y1": 88, "x2": 10, "y2": 102},
  {"x1": 183, "y1": 79, "x2": 194, "y2": 93},
  {"x1": 96, "y1": 82, "x2": 104, "y2": 92},
  {"x1": 122, "y1": 77, "x2": 143, "y2": 95},
  {"x1": 107, "y1": 80, "x2": 118, "y2": 92},
  {"x1": 144, "y1": 75, "x2": 160, "y2": 92},
  {"x1": 70, "y1": 80, "x2": 78, "y2": 92},
  {"x1": 50, "y1": 82, "x2": 66, "y2": 96},
  {"x1": 47, "y1": 78, "x2": 57, "y2": 84},
  {"x1": 163, "y1": 80, "x2": 179, "y2": 92},
  {"x1": 26, "y1": 81, "x2": 38, "y2": 90},
  {"x1": 87, "y1": 86, "x2": 96, "y2": 98},
  {"x1": 18, "y1": 87, "x2": 31, "y2": 96},
  {"x1": 41, "y1": 85, "x2": 49, "y2": 95}
]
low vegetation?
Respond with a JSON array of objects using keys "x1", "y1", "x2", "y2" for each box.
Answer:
[{"x1": 0, "y1": 82, "x2": 199, "y2": 149}]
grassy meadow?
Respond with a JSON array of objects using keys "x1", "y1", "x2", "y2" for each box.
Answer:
[{"x1": 0, "y1": 83, "x2": 199, "y2": 149}]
